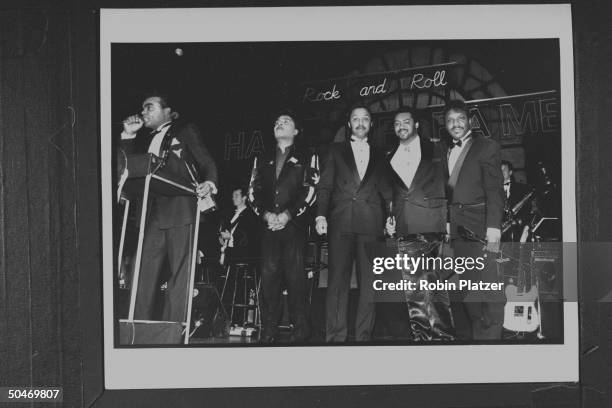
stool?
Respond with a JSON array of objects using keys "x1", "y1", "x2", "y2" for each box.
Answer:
[
  {"x1": 219, "y1": 262, "x2": 261, "y2": 328},
  {"x1": 304, "y1": 241, "x2": 328, "y2": 304}
]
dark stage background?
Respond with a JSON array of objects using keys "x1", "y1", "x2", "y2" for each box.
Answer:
[
  {"x1": 1, "y1": 1, "x2": 612, "y2": 407},
  {"x1": 111, "y1": 39, "x2": 561, "y2": 209},
  {"x1": 111, "y1": 39, "x2": 565, "y2": 342}
]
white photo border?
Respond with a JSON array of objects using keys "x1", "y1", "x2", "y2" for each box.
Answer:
[{"x1": 100, "y1": 5, "x2": 578, "y2": 389}]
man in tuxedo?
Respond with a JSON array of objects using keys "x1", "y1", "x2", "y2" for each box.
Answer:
[
  {"x1": 315, "y1": 105, "x2": 392, "y2": 342},
  {"x1": 501, "y1": 160, "x2": 531, "y2": 242},
  {"x1": 386, "y1": 107, "x2": 447, "y2": 236},
  {"x1": 443, "y1": 99, "x2": 505, "y2": 340},
  {"x1": 249, "y1": 110, "x2": 316, "y2": 343},
  {"x1": 120, "y1": 92, "x2": 218, "y2": 322},
  {"x1": 218, "y1": 187, "x2": 259, "y2": 265},
  {"x1": 383, "y1": 107, "x2": 451, "y2": 339}
]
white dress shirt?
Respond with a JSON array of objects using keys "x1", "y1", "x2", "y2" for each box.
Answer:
[
  {"x1": 447, "y1": 130, "x2": 472, "y2": 175},
  {"x1": 228, "y1": 206, "x2": 246, "y2": 248},
  {"x1": 391, "y1": 136, "x2": 421, "y2": 188},
  {"x1": 447, "y1": 130, "x2": 501, "y2": 240},
  {"x1": 121, "y1": 121, "x2": 217, "y2": 208},
  {"x1": 350, "y1": 137, "x2": 370, "y2": 180},
  {"x1": 147, "y1": 122, "x2": 172, "y2": 156},
  {"x1": 503, "y1": 181, "x2": 511, "y2": 199},
  {"x1": 120, "y1": 121, "x2": 173, "y2": 156}
]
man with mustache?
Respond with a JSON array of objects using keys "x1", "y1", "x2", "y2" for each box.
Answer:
[
  {"x1": 249, "y1": 110, "x2": 316, "y2": 343},
  {"x1": 384, "y1": 107, "x2": 451, "y2": 340},
  {"x1": 315, "y1": 105, "x2": 392, "y2": 342},
  {"x1": 120, "y1": 92, "x2": 218, "y2": 323},
  {"x1": 386, "y1": 107, "x2": 447, "y2": 236},
  {"x1": 442, "y1": 99, "x2": 505, "y2": 340}
]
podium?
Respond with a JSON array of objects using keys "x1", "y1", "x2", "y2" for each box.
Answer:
[{"x1": 116, "y1": 152, "x2": 202, "y2": 345}]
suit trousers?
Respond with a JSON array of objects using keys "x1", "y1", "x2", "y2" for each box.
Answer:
[
  {"x1": 260, "y1": 223, "x2": 306, "y2": 330},
  {"x1": 448, "y1": 239, "x2": 505, "y2": 340},
  {"x1": 134, "y1": 210, "x2": 195, "y2": 322},
  {"x1": 326, "y1": 229, "x2": 378, "y2": 342}
]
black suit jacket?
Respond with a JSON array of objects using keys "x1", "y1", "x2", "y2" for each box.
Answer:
[
  {"x1": 316, "y1": 141, "x2": 392, "y2": 235},
  {"x1": 387, "y1": 137, "x2": 447, "y2": 235},
  {"x1": 120, "y1": 121, "x2": 218, "y2": 229},
  {"x1": 502, "y1": 180, "x2": 533, "y2": 240},
  {"x1": 505, "y1": 180, "x2": 530, "y2": 209},
  {"x1": 443, "y1": 135, "x2": 504, "y2": 237},
  {"x1": 221, "y1": 206, "x2": 260, "y2": 261},
  {"x1": 250, "y1": 145, "x2": 315, "y2": 227}
]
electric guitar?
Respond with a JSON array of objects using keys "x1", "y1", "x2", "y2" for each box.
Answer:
[
  {"x1": 502, "y1": 226, "x2": 540, "y2": 333},
  {"x1": 457, "y1": 225, "x2": 541, "y2": 334},
  {"x1": 218, "y1": 225, "x2": 230, "y2": 266}
]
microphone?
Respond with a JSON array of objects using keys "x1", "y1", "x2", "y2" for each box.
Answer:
[
  {"x1": 113, "y1": 114, "x2": 143, "y2": 125},
  {"x1": 113, "y1": 111, "x2": 180, "y2": 125}
]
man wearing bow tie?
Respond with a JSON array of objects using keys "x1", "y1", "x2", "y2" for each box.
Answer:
[
  {"x1": 218, "y1": 187, "x2": 259, "y2": 265},
  {"x1": 443, "y1": 99, "x2": 505, "y2": 340},
  {"x1": 249, "y1": 110, "x2": 316, "y2": 343},
  {"x1": 120, "y1": 92, "x2": 218, "y2": 322},
  {"x1": 316, "y1": 105, "x2": 392, "y2": 342},
  {"x1": 383, "y1": 107, "x2": 451, "y2": 339}
]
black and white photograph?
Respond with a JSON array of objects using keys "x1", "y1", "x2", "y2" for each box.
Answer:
[
  {"x1": 17, "y1": 1, "x2": 612, "y2": 406},
  {"x1": 99, "y1": 5, "x2": 578, "y2": 389},
  {"x1": 112, "y1": 38, "x2": 565, "y2": 347}
]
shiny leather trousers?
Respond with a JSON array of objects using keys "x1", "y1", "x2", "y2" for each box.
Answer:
[{"x1": 394, "y1": 235, "x2": 455, "y2": 341}]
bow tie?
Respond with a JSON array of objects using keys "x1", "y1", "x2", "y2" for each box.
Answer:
[
  {"x1": 150, "y1": 123, "x2": 171, "y2": 136},
  {"x1": 451, "y1": 139, "x2": 462, "y2": 148},
  {"x1": 504, "y1": 181, "x2": 511, "y2": 186},
  {"x1": 351, "y1": 137, "x2": 368, "y2": 144}
]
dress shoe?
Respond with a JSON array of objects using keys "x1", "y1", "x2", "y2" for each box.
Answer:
[
  {"x1": 261, "y1": 322, "x2": 278, "y2": 344},
  {"x1": 290, "y1": 316, "x2": 311, "y2": 343}
]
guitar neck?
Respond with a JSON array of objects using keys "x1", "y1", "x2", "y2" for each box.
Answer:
[{"x1": 517, "y1": 243, "x2": 528, "y2": 292}]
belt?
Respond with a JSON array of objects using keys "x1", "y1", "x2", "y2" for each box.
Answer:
[
  {"x1": 397, "y1": 232, "x2": 446, "y2": 243},
  {"x1": 449, "y1": 202, "x2": 485, "y2": 209},
  {"x1": 395, "y1": 234, "x2": 443, "y2": 257}
]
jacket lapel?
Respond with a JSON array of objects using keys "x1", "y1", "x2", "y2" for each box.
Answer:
[
  {"x1": 390, "y1": 166, "x2": 409, "y2": 191},
  {"x1": 442, "y1": 144, "x2": 450, "y2": 178},
  {"x1": 137, "y1": 132, "x2": 154, "y2": 153},
  {"x1": 359, "y1": 144, "x2": 377, "y2": 188},
  {"x1": 273, "y1": 145, "x2": 294, "y2": 185},
  {"x1": 388, "y1": 146, "x2": 410, "y2": 191},
  {"x1": 448, "y1": 137, "x2": 475, "y2": 190},
  {"x1": 341, "y1": 141, "x2": 361, "y2": 186},
  {"x1": 231, "y1": 210, "x2": 244, "y2": 229},
  {"x1": 408, "y1": 136, "x2": 436, "y2": 191},
  {"x1": 407, "y1": 156, "x2": 427, "y2": 191},
  {"x1": 389, "y1": 137, "x2": 432, "y2": 192}
]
